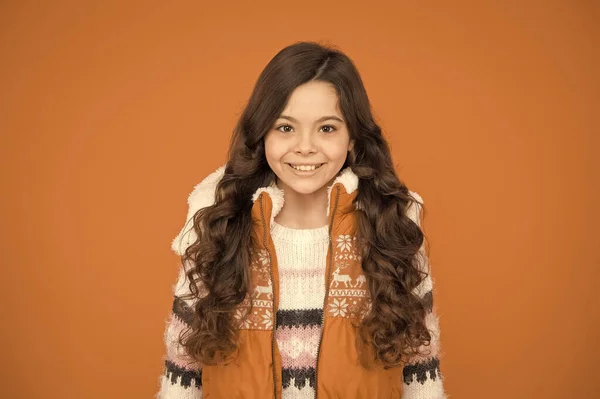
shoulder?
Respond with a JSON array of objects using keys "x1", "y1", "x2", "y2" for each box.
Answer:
[
  {"x1": 171, "y1": 164, "x2": 226, "y2": 256},
  {"x1": 186, "y1": 163, "x2": 227, "y2": 212},
  {"x1": 406, "y1": 190, "x2": 424, "y2": 227}
]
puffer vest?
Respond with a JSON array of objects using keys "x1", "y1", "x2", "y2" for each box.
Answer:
[{"x1": 174, "y1": 166, "x2": 422, "y2": 398}]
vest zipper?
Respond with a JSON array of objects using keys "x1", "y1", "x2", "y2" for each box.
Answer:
[
  {"x1": 259, "y1": 194, "x2": 278, "y2": 399},
  {"x1": 314, "y1": 185, "x2": 341, "y2": 399}
]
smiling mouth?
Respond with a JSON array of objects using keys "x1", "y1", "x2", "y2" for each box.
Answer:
[{"x1": 287, "y1": 163, "x2": 325, "y2": 171}]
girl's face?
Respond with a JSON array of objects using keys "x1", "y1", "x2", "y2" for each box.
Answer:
[{"x1": 264, "y1": 80, "x2": 354, "y2": 198}]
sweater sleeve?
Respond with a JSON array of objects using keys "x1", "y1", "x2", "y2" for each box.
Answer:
[
  {"x1": 157, "y1": 261, "x2": 204, "y2": 398},
  {"x1": 157, "y1": 165, "x2": 226, "y2": 399},
  {"x1": 401, "y1": 192, "x2": 448, "y2": 399}
]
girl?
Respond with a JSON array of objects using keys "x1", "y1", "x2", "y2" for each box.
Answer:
[{"x1": 158, "y1": 41, "x2": 447, "y2": 399}]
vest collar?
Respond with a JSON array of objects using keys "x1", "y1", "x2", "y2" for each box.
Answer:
[
  {"x1": 172, "y1": 163, "x2": 423, "y2": 257},
  {"x1": 172, "y1": 165, "x2": 362, "y2": 256},
  {"x1": 250, "y1": 166, "x2": 359, "y2": 227}
]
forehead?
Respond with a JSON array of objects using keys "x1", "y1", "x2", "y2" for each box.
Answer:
[{"x1": 280, "y1": 81, "x2": 341, "y2": 118}]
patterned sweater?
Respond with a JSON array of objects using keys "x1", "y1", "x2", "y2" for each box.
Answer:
[
  {"x1": 158, "y1": 168, "x2": 447, "y2": 398},
  {"x1": 270, "y1": 220, "x2": 330, "y2": 398}
]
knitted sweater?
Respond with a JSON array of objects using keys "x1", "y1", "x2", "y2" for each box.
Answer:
[{"x1": 270, "y1": 220, "x2": 331, "y2": 398}]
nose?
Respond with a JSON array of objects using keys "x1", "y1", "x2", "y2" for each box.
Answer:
[{"x1": 294, "y1": 132, "x2": 316, "y2": 155}]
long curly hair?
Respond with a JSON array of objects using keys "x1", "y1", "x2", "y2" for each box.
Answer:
[{"x1": 178, "y1": 41, "x2": 432, "y2": 368}]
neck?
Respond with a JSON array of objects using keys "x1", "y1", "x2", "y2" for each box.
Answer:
[{"x1": 274, "y1": 180, "x2": 330, "y2": 229}]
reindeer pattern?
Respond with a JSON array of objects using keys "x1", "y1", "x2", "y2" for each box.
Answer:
[
  {"x1": 253, "y1": 278, "x2": 273, "y2": 299},
  {"x1": 232, "y1": 247, "x2": 274, "y2": 330},
  {"x1": 327, "y1": 234, "x2": 371, "y2": 318},
  {"x1": 331, "y1": 267, "x2": 367, "y2": 288}
]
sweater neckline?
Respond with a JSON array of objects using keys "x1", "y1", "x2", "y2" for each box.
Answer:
[{"x1": 271, "y1": 220, "x2": 329, "y2": 242}]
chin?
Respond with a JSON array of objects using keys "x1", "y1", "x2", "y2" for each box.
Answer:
[
  {"x1": 272, "y1": 163, "x2": 344, "y2": 195},
  {"x1": 283, "y1": 180, "x2": 324, "y2": 196}
]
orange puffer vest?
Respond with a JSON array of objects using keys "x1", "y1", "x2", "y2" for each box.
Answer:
[{"x1": 172, "y1": 165, "x2": 423, "y2": 398}]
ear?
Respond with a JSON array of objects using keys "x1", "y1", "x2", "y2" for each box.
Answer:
[{"x1": 348, "y1": 139, "x2": 355, "y2": 152}]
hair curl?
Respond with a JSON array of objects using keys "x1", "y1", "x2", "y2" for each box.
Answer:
[{"x1": 178, "y1": 41, "x2": 432, "y2": 368}]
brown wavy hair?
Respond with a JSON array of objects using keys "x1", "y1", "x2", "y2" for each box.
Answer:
[{"x1": 178, "y1": 41, "x2": 432, "y2": 368}]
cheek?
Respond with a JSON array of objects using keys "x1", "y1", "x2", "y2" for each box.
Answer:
[
  {"x1": 264, "y1": 136, "x2": 286, "y2": 161},
  {"x1": 323, "y1": 140, "x2": 350, "y2": 162},
  {"x1": 264, "y1": 138, "x2": 277, "y2": 162}
]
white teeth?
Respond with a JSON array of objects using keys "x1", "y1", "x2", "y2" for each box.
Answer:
[{"x1": 290, "y1": 164, "x2": 322, "y2": 171}]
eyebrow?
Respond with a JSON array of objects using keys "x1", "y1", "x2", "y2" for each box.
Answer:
[{"x1": 278, "y1": 115, "x2": 345, "y2": 124}]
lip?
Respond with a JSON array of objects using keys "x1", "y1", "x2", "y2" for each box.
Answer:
[{"x1": 286, "y1": 163, "x2": 325, "y2": 167}]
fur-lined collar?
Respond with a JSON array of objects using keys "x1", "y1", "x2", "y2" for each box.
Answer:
[
  {"x1": 171, "y1": 164, "x2": 422, "y2": 256},
  {"x1": 250, "y1": 166, "x2": 359, "y2": 227}
]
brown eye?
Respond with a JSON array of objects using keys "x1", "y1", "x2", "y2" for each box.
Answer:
[
  {"x1": 276, "y1": 124, "x2": 293, "y2": 133},
  {"x1": 320, "y1": 125, "x2": 337, "y2": 133}
]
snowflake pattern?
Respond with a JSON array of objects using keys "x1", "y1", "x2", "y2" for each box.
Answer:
[
  {"x1": 251, "y1": 248, "x2": 270, "y2": 273},
  {"x1": 261, "y1": 310, "x2": 273, "y2": 329},
  {"x1": 330, "y1": 298, "x2": 349, "y2": 317},
  {"x1": 334, "y1": 235, "x2": 361, "y2": 263},
  {"x1": 336, "y1": 235, "x2": 353, "y2": 252},
  {"x1": 233, "y1": 308, "x2": 252, "y2": 329},
  {"x1": 258, "y1": 249, "x2": 270, "y2": 266}
]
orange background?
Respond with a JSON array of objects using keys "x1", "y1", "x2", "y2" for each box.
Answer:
[{"x1": 1, "y1": 1, "x2": 598, "y2": 398}]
